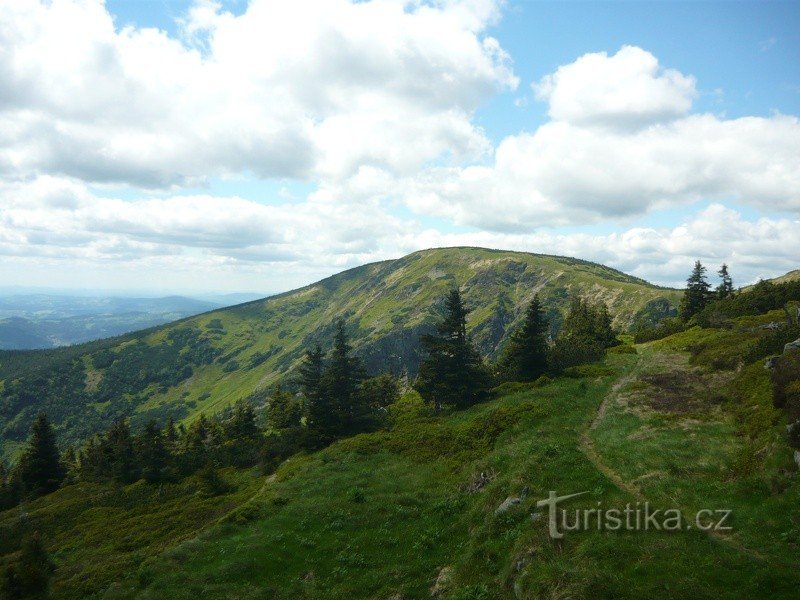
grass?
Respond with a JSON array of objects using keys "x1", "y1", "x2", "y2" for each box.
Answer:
[
  {"x1": 0, "y1": 468, "x2": 263, "y2": 599},
  {"x1": 85, "y1": 352, "x2": 797, "y2": 598},
  {"x1": 4, "y1": 308, "x2": 799, "y2": 598}
]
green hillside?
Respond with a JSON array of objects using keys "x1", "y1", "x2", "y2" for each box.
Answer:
[{"x1": 0, "y1": 247, "x2": 680, "y2": 463}]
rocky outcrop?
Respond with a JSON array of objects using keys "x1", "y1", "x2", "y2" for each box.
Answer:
[
  {"x1": 430, "y1": 566, "x2": 452, "y2": 597},
  {"x1": 784, "y1": 339, "x2": 800, "y2": 354}
]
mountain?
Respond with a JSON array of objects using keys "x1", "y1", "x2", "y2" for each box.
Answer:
[
  {"x1": 0, "y1": 247, "x2": 680, "y2": 462},
  {"x1": 0, "y1": 294, "x2": 224, "y2": 350}
]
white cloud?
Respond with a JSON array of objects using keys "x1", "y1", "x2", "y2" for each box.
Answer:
[
  {"x1": 403, "y1": 47, "x2": 800, "y2": 230},
  {"x1": 0, "y1": 0, "x2": 516, "y2": 187},
  {"x1": 534, "y1": 46, "x2": 696, "y2": 129},
  {"x1": 1, "y1": 177, "x2": 796, "y2": 291}
]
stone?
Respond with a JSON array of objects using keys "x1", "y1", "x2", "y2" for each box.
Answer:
[
  {"x1": 430, "y1": 566, "x2": 452, "y2": 597},
  {"x1": 795, "y1": 450, "x2": 800, "y2": 470},
  {"x1": 784, "y1": 339, "x2": 800, "y2": 354},
  {"x1": 765, "y1": 356, "x2": 779, "y2": 370},
  {"x1": 494, "y1": 496, "x2": 521, "y2": 515}
]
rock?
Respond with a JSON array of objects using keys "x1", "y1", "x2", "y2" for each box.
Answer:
[
  {"x1": 530, "y1": 511, "x2": 543, "y2": 522},
  {"x1": 761, "y1": 321, "x2": 782, "y2": 330},
  {"x1": 430, "y1": 566, "x2": 452, "y2": 597},
  {"x1": 795, "y1": 450, "x2": 800, "y2": 470},
  {"x1": 494, "y1": 496, "x2": 521, "y2": 515},
  {"x1": 788, "y1": 421, "x2": 800, "y2": 435},
  {"x1": 465, "y1": 470, "x2": 494, "y2": 493},
  {"x1": 784, "y1": 338, "x2": 800, "y2": 354},
  {"x1": 765, "y1": 356, "x2": 779, "y2": 370}
]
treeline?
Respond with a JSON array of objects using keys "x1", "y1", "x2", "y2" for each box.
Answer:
[
  {"x1": 635, "y1": 261, "x2": 800, "y2": 343},
  {"x1": 1, "y1": 289, "x2": 618, "y2": 509}
]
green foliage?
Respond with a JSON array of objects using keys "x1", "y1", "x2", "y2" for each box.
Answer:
[
  {"x1": 680, "y1": 260, "x2": 713, "y2": 321},
  {"x1": 14, "y1": 413, "x2": 64, "y2": 499},
  {"x1": 196, "y1": 463, "x2": 229, "y2": 497},
  {"x1": 497, "y1": 294, "x2": 549, "y2": 382},
  {"x1": 1, "y1": 532, "x2": 53, "y2": 599},
  {"x1": 416, "y1": 289, "x2": 492, "y2": 411},
  {"x1": 633, "y1": 316, "x2": 686, "y2": 343},
  {"x1": 716, "y1": 263, "x2": 734, "y2": 300},
  {"x1": 265, "y1": 385, "x2": 302, "y2": 431},
  {"x1": 698, "y1": 279, "x2": 800, "y2": 323},
  {"x1": 773, "y1": 350, "x2": 800, "y2": 426}
]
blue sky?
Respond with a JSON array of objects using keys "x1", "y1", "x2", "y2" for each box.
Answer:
[{"x1": 1, "y1": 0, "x2": 798, "y2": 293}]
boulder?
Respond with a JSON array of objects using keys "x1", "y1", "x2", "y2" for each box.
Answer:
[
  {"x1": 494, "y1": 496, "x2": 521, "y2": 515},
  {"x1": 430, "y1": 566, "x2": 452, "y2": 597},
  {"x1": 784, "y1": 339, "x2": 800, "y2": 354}
]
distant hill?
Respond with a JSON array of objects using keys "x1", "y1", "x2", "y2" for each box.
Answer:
[
  {"x1": 741, "y1": 269, "x2": 800, "y2": 292},
  {"x1": 0, "y1": 247, "x2": 681, "y2": 461},
  {"x1": 0, "y1": 294, "x2": 223, "y2": 349}
]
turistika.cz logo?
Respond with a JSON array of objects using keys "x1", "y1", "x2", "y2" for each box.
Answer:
[{"x1": 535, "y1": 491, "x2": 732, "y2": 539}]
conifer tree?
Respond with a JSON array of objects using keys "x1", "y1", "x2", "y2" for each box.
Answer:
[
  {"x1": 716, "y1": 263, "x2": 734, "y2": 299},
  {"x1": 416, "y1": 289, "x2": 490, "y2": 412},
  {"x1": 1, "y1": 532, "x2": 54, "y2": 599},
  {"x1": 135, "y1": 420, "x2": 168, "y2": 483},
  {"x1": 104, "y1": 419, "x2": 136, "y2": 483},
  {"x1": 499, "y1": 294, "x2": 549, "y2": 381},
  {"x1": 680, "y1": 260, "x2": 712, "y2": 320},
  {"x1": 320, "y1": 320, "x2": 366, "y2": 438},
  {"x1": 14, "y1": 413, "x2": 64, "y2": 499},
  {"x1": 266, "y1": 385, "x2": 302, "y2": 430}
]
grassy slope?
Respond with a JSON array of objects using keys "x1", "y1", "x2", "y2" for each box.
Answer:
[
  {"x1": 93, "y1": 355, "x2": 797, "y2": 597},
  {"x1": 0, "y1": 248, "x2": 680, "y2": 463},
  {"x1": 3, "y1": 310, "x2": 799, "y2": 597}
]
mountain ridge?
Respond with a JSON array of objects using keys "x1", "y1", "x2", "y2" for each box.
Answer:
[{"x1": 1, "y1": 246, "x2": 682, "y2": 462}]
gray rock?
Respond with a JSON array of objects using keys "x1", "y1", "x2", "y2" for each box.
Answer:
[
  {"x1": 795, "y1": 450, "x2": 800, "y2": 470},
  {"x1": 765, "y1": 356, "x2": 779, "y2": 370},
  {"x1": 761, "y1": 321, "x2": 782, "y2": 330},
  {"x1": 788, "y1": 421, "x2": 800, "y2": 435},
  {"x1": 495, "y1": 496, "x2": 521, "y2": 515},
  {"x1": 430, "y1": 566, "x2": 452, "y2": 597},
  {"x1": 784, "y1": 338, "x2": 800, "y2": 354}
]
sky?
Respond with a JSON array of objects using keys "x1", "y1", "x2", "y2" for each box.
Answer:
[{"x1": 0, "y1": 0, "x2": 798, "y2": 295}]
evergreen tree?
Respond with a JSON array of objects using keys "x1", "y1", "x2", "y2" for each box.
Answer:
[
  {"x1": 415, "y1": 289, "x2": 491, "y2": 412},
  {"x1": 680, "y1": 260, "x2": 712, "y2": 320},
  {"x1": 266, "y1": 385, "x2": 302, "y2": 430},
  {"x1": 499, "y1": 294, "x2": 549, "y2": 381},
  {"x1": 0, "y1": 461, "x2": 17, "y2": 510},
  {"x1": 135, "y1": 420, "x2": 169, "y2": 483},
  {"x1": 716, "y1": 263, "x2": 734, "y2": 299},
  {"x1": 1, "y1": 531, "x2": 54, "y2": 599},
  {"x1": 14, "y1": 413, "x2": 64, "y2": 499},
  {"x1": 319, "y1": 320, "x2": 367, "y2": 438},
  {"x1": 164, "y1": 416, "x2": 178, "y2": 450},
  {"x1": 104, "y1": 419, "x2": 136, "y2": 483},
  {"x1": 221, "y1": 401, "x2": 262, "y2": 467}
]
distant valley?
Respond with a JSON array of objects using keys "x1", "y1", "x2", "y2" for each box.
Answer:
[{"x1": 0, "y1": 293, "x2": 263, "y2": 350}]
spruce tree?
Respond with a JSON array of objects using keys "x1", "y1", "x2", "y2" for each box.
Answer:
[
  {"x1": 499, "y1": 294, "x2": 549, "y2": 381},
  {"x1": 266, "y1": 385, "x2": 302, "y2": 430},
  {"x1": 1, "y1": 532, "x2": 54, "y2": 599},
  {"x1": 320, "y1": 320, "x2": 366, "y2": 438},
  {"x1": 680, "y1": 260, "x2": 712, "y2": 320},
  {"x1": 416, "y1": 289, "x2": 490, "y2": 412},
  {"x1": 716, "y1": 263, "x2": 734, "y2": 299},
  {"x1": 14, "y1": 413, "x2": 64, "y2": 499},
  {"x1": 135, "y1": 420, "x2": 168, "y2": 483},
  {"x1": 104, "y1": 419, "x2": 136, "y2": 483}
]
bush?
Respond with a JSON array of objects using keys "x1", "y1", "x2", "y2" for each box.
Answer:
[
  {"x1": 547, "y1": 336, "x2": 605, "y2": 374},
  {"x1": 633, "y1": 317, "x2": 686, "y2": 343},
  {"x1": 608, "y1": 344, "x2": 637, "y2": 355}
]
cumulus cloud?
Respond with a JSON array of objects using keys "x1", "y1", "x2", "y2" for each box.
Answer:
[
  {"x1": 403, "y1": 47, "x2": 800, "y2": 230},
  {"x1": 1, "y1": 177, "x2": 796, "y2": 290},
  {"x1": 0, "y1": 0, "x2": 515, "y2": 187},
  {"x1": 533, "y1": 46, "x2": 696, "y2": 129}
]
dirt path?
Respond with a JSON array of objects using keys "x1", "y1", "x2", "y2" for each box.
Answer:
[{"x1": 580, "y1": 354, "x2": 764, "y2": 560}]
